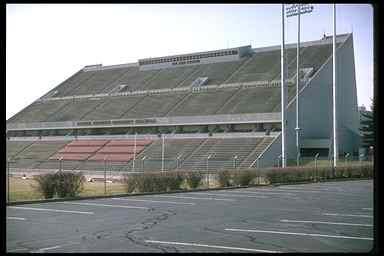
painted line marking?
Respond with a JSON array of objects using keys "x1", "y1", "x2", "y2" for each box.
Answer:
[
  {"x1": 60, "y1": 202, "x2": 149, "y2": 210},
  {"x1": 246, "y1": 188, "x2": 343, "y2": 194},
  {"x1": 323, "y1": 213, "x2": 373, "y2": 218},
  {"x1": 362, "y1": 208, "x2": 373, "y2": 211},
  {"x1": 111, "y1": 198, "x2": 195, "y2": 205},
  {"x1": 229, "y1": 190, "x2": 295, "y2": 196},
  {"x1": 190, "y1": 192, "x2": 268, "y2": 198},
  {"x1": 7, "y1": 217, "x2": 26, "y2": 221},
  {"x1": 145, "y1": 240, "x2": 281, "y2": 253},
  {"x1": 8, "y1": 206, "x2": 94, "y2": 215},
  {"x1": 225, "y1": 228, "x2": 373, "y2": 241},
  {"x1": 280, "y1": 219, "x2": 372, "y2": 227},
  {"x1": 154, "y1": 195, "x2": 236, "y2": 202},
  {"x1": 31, "y1": 245, "x2": 61, "y2": 253},
  {"x1": 8, "y1": 248, "x2": 29, "y2": 252}
]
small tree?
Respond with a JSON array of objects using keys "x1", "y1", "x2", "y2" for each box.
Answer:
[{"x1": 360, "y1": 99, "x2": 375, "y2": 149}]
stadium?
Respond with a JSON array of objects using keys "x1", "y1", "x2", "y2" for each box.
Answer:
[{"x1": 6, "y1": 32, "x2": 360, "y2": 177}]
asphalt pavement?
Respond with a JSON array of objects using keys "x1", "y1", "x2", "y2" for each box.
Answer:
[{"x1": 6, "y1": 179, "x2": 373, "y2": 253}]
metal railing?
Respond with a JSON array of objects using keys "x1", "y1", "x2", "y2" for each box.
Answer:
[{"x1": 7, "y1": 112, "x2": 281, "y2": 131}]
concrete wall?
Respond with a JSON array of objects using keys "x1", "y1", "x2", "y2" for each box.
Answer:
[{"x1": 265, "y1": 33, "x2": 360, "y2": 163}]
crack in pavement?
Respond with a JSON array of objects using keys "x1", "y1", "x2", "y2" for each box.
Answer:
[{"x1": 123, "y1": 207, "x2": 179, "y2": 252}]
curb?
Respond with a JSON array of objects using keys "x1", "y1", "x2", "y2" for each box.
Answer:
[
  {"x1": 271, "y1": 177, "x2": 373, "y2": 187},
  {"x1": 6, "y1": 184, "x2": 270, "y2": 206}
]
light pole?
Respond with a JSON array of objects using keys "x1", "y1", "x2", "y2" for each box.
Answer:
[
  {"x1": 286, "y1": 4, "x2": 314, "y2": 166},
  {"x1": 132, "y1": 132, "x2": 137, "y2": 171},
  {"x1": 59, "y1": 157, "x2": 63, "y2": 172},
  {"x1": 104, "y1": 156, "x2": 107, "y2": 195},
  {"x1": 161, "y1": 134, "x2": 165, "y2": 172},
  {"x1": 281, "y1": 4, "x2": 287, "y2": 168},
  {"x1": 345, "y1": 153, "x2": 350, "y2": 165},
  {"x1": 233, "y1": 155, "x2": 238, "y2": 169},
  {"x1": 142, "y1": 155, "x2": 146, "y2": 170},
  {"x1": 7, "y1": 158, "x2": 10, "y2": 203},
  {"x1": 207, "y1": 154, "x2": 212, "y2": 187},
  {"x1": 332, "y1": 3, "x2": 338, "y2": 167},
  {"x1": 314, "y1": 153, "x2": 319, "y2": 181},
  {"x1": 176, "y1": 154, "x2": 182, "y2": 169}
]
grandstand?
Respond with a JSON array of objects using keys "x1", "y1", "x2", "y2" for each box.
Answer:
[{"x1": 6, "y1": 33, "x2": 360, "y2": 173}]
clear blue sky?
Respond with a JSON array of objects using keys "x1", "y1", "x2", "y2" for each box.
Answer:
[{"x1": 6, "y1": 4, "x2": 373, "y2": 120}]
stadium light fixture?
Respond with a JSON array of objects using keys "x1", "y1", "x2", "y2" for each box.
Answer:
[{"x1": 286, "y1": 4, "x2": 314, "y2": 166}]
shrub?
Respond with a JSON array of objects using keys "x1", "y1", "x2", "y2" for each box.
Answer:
[
  {"x1": 217, "y1": 170, "x2": 232, "y2": 187},
  {"x1": 123, "y1": 174, "x2": 140, "y2": 193},
  {"x1": 55, "y1": 171, "x2": 85, "y2": 198},
  {"x1": 164, "y1": 172, "x2": 183, "y2": 191},
  {"x1": 185, "y1": 171, "x2": 203, "y2": 189},
  {"x1": 33, "y1": 173, "x2": 57, "y2": 199},
  {"x1": 233, "y1": 170, "x2": 256, "y2": 186},
  {"x1": 33, "y1": 171, "x2": 85, "y2": 199}
]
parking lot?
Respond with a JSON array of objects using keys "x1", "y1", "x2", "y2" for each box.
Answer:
[{"x1": 6, "y1": 179, "x2": 373, "y2": 253}]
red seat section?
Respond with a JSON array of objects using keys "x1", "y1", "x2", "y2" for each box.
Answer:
[
  {"x1": 106, "y1": 140, "x2": 152, "y2": 146},
  {"x1": 66, "y1": 140, "x2": 109, "y2": 147},
  {"x1": 89, "y1": 154, "x2": 134, "y2": 162},
  {"x1": 97, "y1": 146, "x2": 145, "y2": 154},
  {"x1": 50, "y1": 153, "x2": 91, "y2": 161},
  {"x1": 58, "y1": 146, "x2": 101, "y2": 153}
]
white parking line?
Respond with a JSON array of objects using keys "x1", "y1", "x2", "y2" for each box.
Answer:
[
  {"x1": 190, "y1": 192, "x2": 268, "y2": 198},
  {"x1": 145, "y1": 240, "x2": 281, "y2": 253},
  {"x1": 362, "y1": 208, "x2": 373, "y2": 211},
  {"x1": 60, "y1": 202, "x2": 149, "y2": 210},
  {"x1": 280, "y1": 219, "x2": 372, "y2": 227},
  {"x1": 225, "y1": 228, "x2": 373, "y2": 241},
  {"x1": 154, "y1": 195, "x2": 236, "y2": 202},
  {"x1": 31, "y1": 245, "x2": 61, "y2": 253},
  {"x1": 7, "y1": 217, "x2": 26, "y2": 221},
  {"x1": 111, "y1": 198, "x2": 195, "y2": 205},
  {"x1": 229, "y1": 190, "x2": 295, "y2": 196},
  {"x1": 8, "y1": 206, "x2": 94, "y2": 215},
  {"x1": 323, "y1": 213, "x2": 373, "y2": 218},
  {"x1": 248, "y1": 188, "x2": 343, "y2": 194}
]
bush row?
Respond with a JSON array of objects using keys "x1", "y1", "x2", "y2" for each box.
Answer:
[
  {"x1": 123, "y1": 171, "x2": 204, "y2": 193},
  {"x1": 31, "y1": 164, "x2": 373, "y2": 199},
  {"x1": 264, "y1": 164, "x2": 373, "y2": 184},
  {"x1": 33, "y1": 171, "x2": 85, "y2": 199}
]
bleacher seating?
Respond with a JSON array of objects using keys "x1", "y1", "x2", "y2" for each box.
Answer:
[
  {"x1": 68, "y1": 68, "x2": 128, "y2": 96},
  {"x1": 217, "y1": 87, "x2": 281, "y2": 114},
  {"x1": 7, "y1": 100, "x2": 70, "y2": 123},
  {"x1": 81, "y1": 95, "x2": 145, "y2": 120},
  {"x1": 122, "y1": 92, "x2": 189, "y2": 119},
  {"x1": 10, "y1": 141, "x2": 69, "y2": 169},
  {"x1": 143, "y1": 65, "x2": 199, "y2": 90},
  {"x1": 167, "y1": 89, "x2": 236, "y2": 116},
  {"x1": 45, "y1": 98, "x2": 105, "y2": 122},
  {"x1": 50, "y1": 70, "x2": 96, "y2": 98},
  {"x1": 239, "y1": 137, "x2": 275, "y2": 168},
  {"x1": 106, "y1": 66, "x2": 161, "y2": 93},
  {"x1": 6, "y1": 141, "x2": 35, "y2": 159},
  {"x1": 178, "y1": 60, "x2": 247, "y2": 87},
  {"x1": 181, "y1": 137, "x2": 263, "y2": 170}
]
